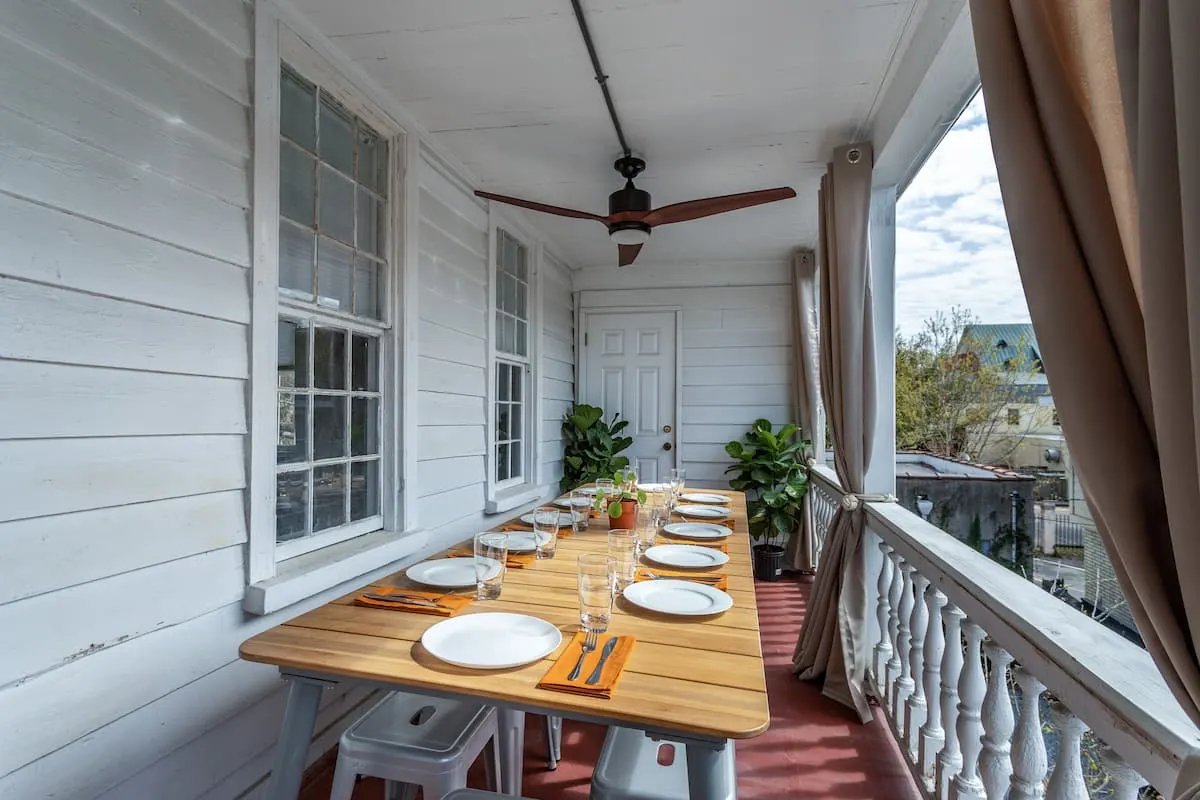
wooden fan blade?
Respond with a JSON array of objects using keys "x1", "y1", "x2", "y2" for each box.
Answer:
[
  {"x1": 474, "y1": 191, "x2": 606, "y2": 222},
  {"x1": 618, "y1": 243, "x2": 643, "y2": 267},
  {"x1": 642, "y1": 187, "x2": 797, "y2": 227}
]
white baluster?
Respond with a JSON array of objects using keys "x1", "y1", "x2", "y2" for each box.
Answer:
[
  {"x1": 979, "y1": 641, "x2": 1015, "y2": 799},
  {"x1": 885, "y1": 550, "x2": 905, "y2": 710},
  {"x1": 905, "y1": 572, "x2": 930, "y2": 757},
  {"x1": 950, "y1": 620, "x2": 986, "y2": 800},
  {"x1": 919, "y1": 589, "x2": 948, "y2": 779},
  {"x1": 874, "y1": 541, "x2": 895, "y2": 688},
  {"x1": 893, "y1": 562, "x2": 916, "y2": 731},
  {"x1": 936, "y1": 603, "x2": 966, "y2": 800},
  {"x1": 1045, "y1": 699, "x2": 1088, "y2": 800},
  {"x1": 1010, "y1": 666, "x2": 1047, "y2": 800},
  {"x1": 1099, "y1": 745, "x2": 1145, "y2": 800}
]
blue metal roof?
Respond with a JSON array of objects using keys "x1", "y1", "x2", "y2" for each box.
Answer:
[{"x1": 957, "y1": 323, "x2": 1044, "y2": 373}]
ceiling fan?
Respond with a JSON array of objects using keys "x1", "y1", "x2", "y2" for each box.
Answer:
[{"x1": 475, "y1": 155, "x2": 797, "y2": 267}]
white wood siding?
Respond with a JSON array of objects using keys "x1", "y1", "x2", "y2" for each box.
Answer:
[
  {"x1": 0, "y1": 2, "x2": 576, "y2": 797},
  {"x1": 577, "y1": 261, "x2": 795, "y2": 488},
  {"x1": 541, "y1": 252, "x2": 575, "y2": 486}
]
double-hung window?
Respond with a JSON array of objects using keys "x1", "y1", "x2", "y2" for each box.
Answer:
[
  {"x1": 274, "y1": 65, "x2": 392, "y2": 558},
  {"x1": 493, "y1": 228, "x2": 532, "y2": 489}
]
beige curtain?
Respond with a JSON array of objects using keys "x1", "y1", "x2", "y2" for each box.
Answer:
[
  {"x1": 792, "y1": 144, "x2": 876, "y2": 723},
  {"x1": 787, "y1": 249, "x2": 821, "y2": 572},
  {"x1": 971, "y1": 2, "x2": 1200, "y2": 793}
]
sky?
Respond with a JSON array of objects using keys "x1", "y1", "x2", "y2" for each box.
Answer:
[{"x1": 894, "y1": 92, "x2": 1031, "y2": 338}]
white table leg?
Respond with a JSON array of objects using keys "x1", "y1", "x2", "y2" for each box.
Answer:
[
  {"x1": 497, "y1": 707, "x2": 526, "y2": 795},
  {"x1": 685, "y1": 740, "x2": 727, "y2": 800},
  {"x1": 265, "y1": 678, "x2": 323, "y2": 800}
]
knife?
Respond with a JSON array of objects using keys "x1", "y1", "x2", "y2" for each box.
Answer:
[
  {"x1": 361, "y1": 593, "x2": 445, "y2": 608},
  {"x1": 585, "y1": 637, "x2": 619, "y2": 685}
]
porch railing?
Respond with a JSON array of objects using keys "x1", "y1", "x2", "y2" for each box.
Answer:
[
  {"x1": 808, "y1": 465, "x2": 1200, "y2": 799},
  {"x1": 808, "y1": 476, "x2": 839, "y2": 567}
]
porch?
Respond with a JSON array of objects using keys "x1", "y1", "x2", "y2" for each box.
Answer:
[{"x1": 3, "y1": 0, "x2": 1199, "y2": 798}]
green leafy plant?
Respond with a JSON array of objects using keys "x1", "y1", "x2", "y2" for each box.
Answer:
[
  {"x1": 559, "y1": 403, "x2": 633, "y2": 493},
  {"x1": 593, "y1": 469, "x2": 648, "y2": 519},
  {"x1": 724, "y1": 419, "x2": 810, "y2": 542}
]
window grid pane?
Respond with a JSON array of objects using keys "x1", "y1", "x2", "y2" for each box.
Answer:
[
  {"x1": 495, "y1": 229, "x2": 530, "y2": 358},
  {"x1": 276, "y1": 317, "x2": 383, "y2": 544},
  {"x1": 494, "y1": 361, "x2": 526, "y2": 484}
]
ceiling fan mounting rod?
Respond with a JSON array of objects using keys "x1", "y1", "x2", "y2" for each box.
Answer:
[{"x1": 569, "y1": 0, "x2": 632, "y2": 159}]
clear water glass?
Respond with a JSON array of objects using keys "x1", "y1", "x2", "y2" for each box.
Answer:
[
  {"x1": 531, "y1": 506, "x2": 560, "y2": 559},
  {"x1": 670, "y1": 467, "x2": 686, "y2": 493},
  {"x1": 594, "y1": 478, "x2": 615, "y2": 504},
  {"x1": 578, "y1": 553, "x2": 614, "y2": 633},
  {"x1": 569, "y1": 489, "x2": 590, "y2": 534},
  {"x1": 474, "y1": 532, "x2": 507, "y2": 600},
  {"x1": 635, "y1": 504, "x2": 659, "y2": 554},
  {"x1": 608, "y1": 528, "x2": 637, "y2": 593},
  {"x1": 622, "y1": 469, "x2": 639, "y2": 493}
]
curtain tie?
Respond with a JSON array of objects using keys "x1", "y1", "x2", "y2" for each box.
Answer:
[{"x1": 840, "y1": 492, "x2": 897, "y2": 511}]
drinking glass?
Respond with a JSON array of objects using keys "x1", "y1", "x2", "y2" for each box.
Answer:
[
  {"x1": 669, "y1": 467, "x2": 686, "y2": 493},
  {"x1": 578, "y1": 553, "x2": 614, "y2": 633},
  {"x1": 608, "y1": 528, "x2": 637, "y2": 593},
  {"x1": 569, "y1": 489, "x2": 590, "y2": 534},
  {"x1": 474, "y1": 532, "x2": 508, "y2": 600},
  {"x1": 635, "y1": 503, "x2": 661, "y2": 554},
  {"x1": 622, "y1": 468, "x2": 639, "y2": 493},
  {"x1": 594, "y1": 478, "x2": 615, "y2": 503},
  {"x1": 531, "y1": 506, "x2": 560, "y2": 559}
]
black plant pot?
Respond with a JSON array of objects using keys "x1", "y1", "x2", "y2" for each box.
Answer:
[{"x1": 752, "y1": 544, "x2": 786, "y2": 582}]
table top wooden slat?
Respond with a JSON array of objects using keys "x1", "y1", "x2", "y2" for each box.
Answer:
[{"x1": 240, "y1": 487, "x2": 770, "y2": 740}]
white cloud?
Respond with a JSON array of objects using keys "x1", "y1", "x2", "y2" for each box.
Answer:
[{"x1": 894, "y1": 93, "x2": 1030, "y2": 337}]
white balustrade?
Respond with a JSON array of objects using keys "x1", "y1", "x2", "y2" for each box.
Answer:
[
  {"x1": 979, "y1": 642, "x2": 1014, "y2": 799},
  {"x1": 885, "y1": 549, "x2": 905, "y2": 710},
  {"x1": 919, "y1": 588, "x2": 948, "y2": 780},
  {"x1": 1099, "y1": 746, "x2": 1146, "y2": 800},
  {"x1": 1046, "y1": 699, "x2": 1088, "y2": 800},
  {"x1": 894, "y1": 562, "x2": 916, "y2": 731},
  {"x1": 805, "y1": 465, "x2": 1190, "y2": 800},
  {"x1": 874, "y1": 541, "x2": 895, "y2": 687},
  {"x1": 950, "y1": 621, "x2": 987, "y2": 800},
  {"x1": 937, "y1": 603, "x2": 966, "y2": 800},
  {"x1": 1010, "y1": 667, "x2": 1048, "y2": 800},
  {"x1": 905, "y1": 572, "x2": 931, "y2": 757}
]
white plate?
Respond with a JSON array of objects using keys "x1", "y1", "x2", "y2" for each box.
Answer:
[
  {"x1": 675, "y1": 504, "x2": 732, "y2": 520},
  {"x1": 406, "y1": 557, "x2": 490, "y2": 588},
  {"x1": 421, "y1": 613, "x2": 563, "y2": 669},
  {"x1": 643, "y1": 544, "x2": 730, "y2": 569},
  {"x1": 519, "y1": 510, "x2": 575, "y2": 527},
  {"x1": 554, "y1": 496, "x2": 593, "y2": 509},
  {"x1": 623, "y1": 580, "x2": 733, "y2": 616},
  {"x1": 638, "y1": 482, "x2": 667, "y2": 492},
  {"x1": 504, "y1": 528, "x2": 555, "y2": 551},
  {"x1": 679, "y1": 492, "x2": 730, "y2": 504},
  {"x1": 662, "y1": 522, "x2": 733, "y2": 540}
]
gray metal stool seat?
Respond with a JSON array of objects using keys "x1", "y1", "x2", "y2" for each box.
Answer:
[
  {"x1": 590, "y1": 726, "x2": 737, "y2": 800},
  {"x1": 329, "y1": 692, "x2": 501, "y2": 800},
  {"x1": 443, "y1": 789, "x2": 535, "y2": 799}
]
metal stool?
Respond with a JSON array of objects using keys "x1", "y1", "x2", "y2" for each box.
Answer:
[
  {"x1": 329, "y1": 692, "x2": 501, "y2": 800},
  {"x1": 443, "y1": 790, "x2": 535, "y2": 799},
  {"x1": 590, "y1": 726, "x2": 737, "y2": 800}
]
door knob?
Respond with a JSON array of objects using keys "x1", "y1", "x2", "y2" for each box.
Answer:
[
  {"x1": 663, "y1": 442, "x2": 673, "y2": 451},
  {"x1": 663, "y1": 424, "x2": 672, "y2": 433}
]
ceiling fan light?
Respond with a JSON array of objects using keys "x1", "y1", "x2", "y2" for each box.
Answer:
[{"x1": 609, "y1": 224, "x2": 651, "y2": 246}]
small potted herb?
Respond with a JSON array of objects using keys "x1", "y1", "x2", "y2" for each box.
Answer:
[
  {"x1": 725, "y1": 419, "x2": 810, "y2": 581},
  {"x1": 594, "y1": 468, "x2": 647, "y2": 528}
]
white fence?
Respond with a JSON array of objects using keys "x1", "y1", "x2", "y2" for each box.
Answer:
[{"x1": 809, "y1": 466, "x2": 1200, "y2": 799}]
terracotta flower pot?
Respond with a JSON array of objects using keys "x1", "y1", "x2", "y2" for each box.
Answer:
[{"x1": 610, "y1": 498, "x2": 639, "y2": 529}]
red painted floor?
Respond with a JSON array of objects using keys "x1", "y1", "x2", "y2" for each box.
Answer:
[{"x1": 301, "y1": 576, "x2": 919, "y2": 800}]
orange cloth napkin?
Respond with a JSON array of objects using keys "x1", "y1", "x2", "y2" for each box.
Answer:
[
  {"x1": 635, "y1": 569, "x2": 728, "y2": 592},
  {"x1": 353, "y1": 586, "x2": 473, "y2": 617},
  {"x1": 445, "y1": 547, "x2": 536, "y2": 569},
  {"x1": 537, "y1": 632, "x2": 636, "y2": 699}
]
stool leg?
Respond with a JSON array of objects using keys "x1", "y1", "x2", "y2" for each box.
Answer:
[
  {"x1": 545, "y1": 715, "x2": 562, "y2": 769},
  {"x1": 384, "y1": 781, "x2": 416, "y2": 800},
  {"x1": 421, "y1": 768, "x2": 467, "y2": 800},
  {"x1": 496, "y1": 707, "x2": 525, "y2": 796},
  {"x1": 483, "y1": 734, "x2": 502, "y2": 790},
  {"x1": 328, "y1": 759, "x2": 357, "y2": 800}
]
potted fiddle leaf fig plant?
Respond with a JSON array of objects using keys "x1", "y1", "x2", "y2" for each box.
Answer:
[
  {"x1": 559, "y1": 403, "x2": 633, "y2": 493},
  {"x1": 725, "y1": 419, "x2": 810, "y2": 581},
  {"x1": 594, "y1": 468, "x2": 647, "y2": 529}
]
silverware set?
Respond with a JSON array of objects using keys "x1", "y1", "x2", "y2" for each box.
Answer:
[{"x1": 566, "y1": 631, "x2": 618, "y2": 684}]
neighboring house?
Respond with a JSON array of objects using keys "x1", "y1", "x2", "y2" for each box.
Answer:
[{"x1": 956, "y1": 323, "x2": 1065, "y2": 472}]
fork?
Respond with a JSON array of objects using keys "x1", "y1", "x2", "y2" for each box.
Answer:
[
  {"x1": 567, "y1": 629, "x2": 599, "y2": 681},
  {"x1": 640, "y1": 571, "x2": 723, "y2": 584}
]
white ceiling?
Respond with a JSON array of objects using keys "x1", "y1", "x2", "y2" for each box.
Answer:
[{"x1": 293, "y1": 0, "x2": 925, "y2": 267}]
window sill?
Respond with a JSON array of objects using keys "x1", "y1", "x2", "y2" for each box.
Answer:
[
  {"x1": 244, "y1": 527, "x2": 429, "y2": 616},
  {"x1": 485, "y1": 483, "x2": 551, "y2": 515}
]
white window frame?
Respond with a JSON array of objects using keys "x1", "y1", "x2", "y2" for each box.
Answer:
[
  {"x1": 247, "y1": 4, "x2": 420, "y2": 594},
  {"x1": 484, "y1": 207, "x2": 544, "y2": 512}
]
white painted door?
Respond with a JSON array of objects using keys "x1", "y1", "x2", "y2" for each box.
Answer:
[{"x1": 583, "y1": 311, "x2": 677, "y2": 482}]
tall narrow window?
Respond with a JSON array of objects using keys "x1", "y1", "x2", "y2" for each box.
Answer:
[
  {"x1": 275, "y1": 65, "x2": 391, "y2": 555},
  {"x1": 494, "y1": 228, "x2": 530, "y2": 486}
]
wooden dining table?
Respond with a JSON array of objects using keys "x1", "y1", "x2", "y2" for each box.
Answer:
[{"x1": 240, "y1": 487, "x2": 769, "y2": 800}]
